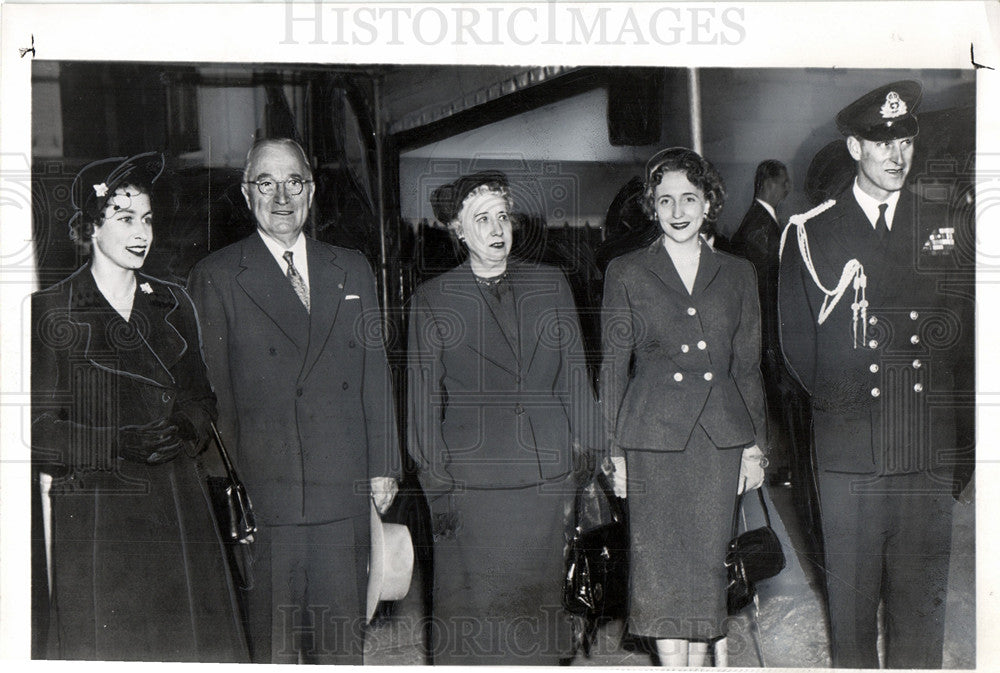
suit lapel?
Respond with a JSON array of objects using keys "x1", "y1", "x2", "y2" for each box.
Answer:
[
  {"x1": 642, "y1": 237, "x2": 691, "y2": 299},
  {"x1": 300, "y1": 239, "x2": 346, "y2": 382},
  {"x1": 691, "y1": 242, "x2": 722, "y2": 296},
  {"x1": 452, "y1": 264, "x2": 519, "y2": 375},
  {"x1": 236, "y1": 234, "x2": 309, "y2": 351}
]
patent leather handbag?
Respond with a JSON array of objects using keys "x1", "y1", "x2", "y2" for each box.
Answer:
[
  {"x1": 564, "y1": 471, "x2": 629, "y2": 640},
  {"x1": 206, "y1": 422, "x2": 257, "y2": 545},
  {"x1": 726, "y1": 488, "x2": 785, "y2": 613}
]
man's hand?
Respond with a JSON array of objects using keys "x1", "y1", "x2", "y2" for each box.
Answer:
[{"x1": 371, "y1": 476, "x2": 399, "y2": 516}]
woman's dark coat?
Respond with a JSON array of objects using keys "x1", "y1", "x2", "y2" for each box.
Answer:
[
  {"x1": 408, "y1": 259, "x2": 600, "y2": 493},
  {"x1": 601, "y1": 237, "x2": 768, "y2": 454},
  {"x1": 406, "y1": 259, "x2": 599, "y2": 664},
  {"x1": 31, "y1": 265, "x2": 247, "y2": 662}
]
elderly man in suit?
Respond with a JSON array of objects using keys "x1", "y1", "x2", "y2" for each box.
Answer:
[
  {"x1": 188, "y1": 138, "x2": 399, "y2": 664},
  {"x1": 778, "y1": 81, "x2": 971, "y2": 668}
]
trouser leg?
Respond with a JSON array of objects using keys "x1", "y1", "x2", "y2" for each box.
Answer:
[
  {"x1": 882, "y1": 474, "x2": 953, "y2": 668},
  {"x1": 816, "y1": 471, "x2": 883, "y2": 668}
]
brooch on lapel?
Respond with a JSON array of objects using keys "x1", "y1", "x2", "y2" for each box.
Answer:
[
  {"x1": 140, "y1": 282, "x2": 153, "y2": 295},
  {"x1": 922, "y1": 227, "x2": 955, "y2": 255}
]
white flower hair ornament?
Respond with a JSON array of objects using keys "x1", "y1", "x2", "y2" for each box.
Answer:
[{"x1": 93, "y1": 183, "x2": 109, "y2": 198}]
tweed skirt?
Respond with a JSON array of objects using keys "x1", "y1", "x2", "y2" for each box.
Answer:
[{"x1": 624, "y1": 427, "x2": 743, "y2": 640}]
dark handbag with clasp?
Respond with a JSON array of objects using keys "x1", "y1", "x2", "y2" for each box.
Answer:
[
  {"x1": 206, "y1": 421, "x2": 257, "y2": 545},
  {"x1": 564, "y1": 470, "x2": 629, "y2": 653},
  {"x1": 726, "y1": 488, "x2": 785, "y2": 614}
]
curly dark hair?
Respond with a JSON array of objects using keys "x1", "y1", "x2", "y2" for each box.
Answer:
[{"x1": 640, "y1": 147, "x2": 726, "y2": 226}]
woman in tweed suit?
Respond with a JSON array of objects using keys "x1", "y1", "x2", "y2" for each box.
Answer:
[{"x1": 600, "y1": 148, "x2": 767, "y2": 667}]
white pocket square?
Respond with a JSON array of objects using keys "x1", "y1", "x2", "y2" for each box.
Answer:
[{"x1": 345, "y1": 294, "x2": 360, "y2": 300}]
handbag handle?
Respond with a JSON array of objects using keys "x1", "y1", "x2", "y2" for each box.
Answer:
[
  {"x1": 209, "y1": 421, "x2": 242, "y2": 484},
  {"x1": 730, "y1": 488, "x2": 772, "y2": 538},
  {"x1": 572, "y1": 469, "x2": 625, "y2": 537}
]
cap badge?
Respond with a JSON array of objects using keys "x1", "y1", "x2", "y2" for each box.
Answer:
[{"x1": 879, "y1": 91, "x2": 907, "y2": 119}]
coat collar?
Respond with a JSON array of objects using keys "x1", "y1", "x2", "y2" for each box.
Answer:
[
  {"x1": 299, "y1": 237, "x2": 346, "y2": 382},
  {"x1": 642, "y1": 235, "x2": 722, "y2": 298},
  {"x1": 65, "y1": 265, "x2": 186, "y2": 388}
]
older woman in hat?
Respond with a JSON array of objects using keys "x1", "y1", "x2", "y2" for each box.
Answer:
[
  {"x1": 31, "y1": 154, "x2": 247, "y2": 661},
  {"x1": 600, "y1": 147, "x2": 767, "y2": 666},
  {"x1": 407, "y1": 170, "x2": 599, "y2": 664}
]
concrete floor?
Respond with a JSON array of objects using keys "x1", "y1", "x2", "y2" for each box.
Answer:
[{"x1": 364, "y1": 482, "x2": 975, "y2": 667}]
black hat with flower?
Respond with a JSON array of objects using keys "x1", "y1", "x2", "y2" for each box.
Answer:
[{"x1": 68, "y1": 152, "x2": 165, "y2": 244}]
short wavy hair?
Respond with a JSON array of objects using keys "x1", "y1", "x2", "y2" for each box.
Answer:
[{"x1": 640, "y1": 147, "x2": 726, "y2": 226}]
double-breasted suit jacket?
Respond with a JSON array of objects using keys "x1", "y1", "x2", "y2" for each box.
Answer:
[
  {"x1": 778, "y1": 188, "x2": 970, "y2": 476},
  {"x1": 601, "y1": 238, "x2": 768, "y2": 455},
  {"x1": 408, "y1": 259, "x2": 598, "y2": 493},
  {"x1": 188, "y1": 234, "x2": 399, "y2": 525},
  {"x1": 31, "y1": 266, "x2": 246, "y2": 661}
]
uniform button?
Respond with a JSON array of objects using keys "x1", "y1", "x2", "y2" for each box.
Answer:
[
  {"x1": 697, "y1": 340, "x2": 707, "y2": 350},
  {"x1": 910, "y1": 311, "x2": 919, "y2": 320},
  {"x1": 687, "y1": 307, "x2": 697, "y2": 316},
  {"x1": 673, "y1": 372, "x2": 684, "y2": 382},
  {"x1": 296, "y1": 387, "x2": 303, "y2": 397},
  {"x1": 703, "y1": 372, "x2": 713, "y2": 381},
  {"x1": 871, "y1": 387, "x2": 881, "y2": 398},
  {"x1": 348, "y1": 340, "x2": 356, "y2": 348},
  {"x1": 269, "y1": 347, "x2": 277, "y2": 356},
  {"x1": 869, "y1": 364, "x2": 879, "y2": 373},
  {"x1": 869, "y1": 339, "x2": 879, "y2": 349},
  {"x1": 681, "y1": 344, "x2": 690, "y2": 353},
  {"x1": 342, "y1": 381, "x2": 349, "y2": 390},
  {"x1": 912, "y1": 359, "x2": 922, "y2": 369},
  {"x1": 910, "y1": 334, "x2": 920, "y2": 345},
  {"x1": 515, "y1": 403, "x2": 525, "y2": 415},
  {"x1": 515, "y1": 375, "x2": 521, "y2": 384},
  {"x1": 869, "y1": 316, "x2": 878, "y2": 326},
  {"x1": 914, "y1": 383, "x2": 924, "y2": 393},
  {"x1": 161, "y1": 392, "x2": 171, "y2": 403}
]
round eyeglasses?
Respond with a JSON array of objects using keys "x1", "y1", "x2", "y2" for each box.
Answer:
[{"x1": 244, "y1": 178, "x2": 312, "y2": 197}]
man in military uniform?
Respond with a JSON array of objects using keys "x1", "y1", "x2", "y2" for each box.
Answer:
[{"x1": 778, "y1": 81, "x2": 971, "y2": 668}]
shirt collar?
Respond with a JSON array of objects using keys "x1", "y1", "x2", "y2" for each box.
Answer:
[
  {"x1": 852, "y1": 178, "x2": 901, "y2": 230},
  {"x1": 755, "y1": 198, "x2": 778, "y2": 223},
  {"x1": 258, "y1": 229, "x2": 309, "y2": 286}
]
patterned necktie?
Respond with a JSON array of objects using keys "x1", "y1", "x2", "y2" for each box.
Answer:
[
  {"x1": 283, "y1": 250, "x2": 310, "y2": 313},
  {"x1": 875, "y1": 203, "x2": 889, "y2": 242}
]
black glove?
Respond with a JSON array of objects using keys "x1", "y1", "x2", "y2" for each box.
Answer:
[{"x1": 117, "y1": 418, "x2": 184, "y2": 465}]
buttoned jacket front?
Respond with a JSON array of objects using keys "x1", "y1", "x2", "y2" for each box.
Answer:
[
  {"x1": 778, "y1": 188, "x2": 971, "y2": 475},
  {"x1": 600, "y1": 238, "x2": 767, "y2": 454},
  {"x1": 407, "y1": 260, "x2": 598, "y2": 491},
  {"x1": 188, "y1": 234, "x2": 398, "y2": 524}
]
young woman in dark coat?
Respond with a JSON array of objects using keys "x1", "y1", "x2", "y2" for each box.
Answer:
[
  {"x1": 31, "y1": 154, "x2": 248, "y2": 661},
  {"x1": 600, "y1": 148, "x2": 768, "y2": 666},
  {"x1": 407, "y1": 171, "x2": 600, "y2": 664}
]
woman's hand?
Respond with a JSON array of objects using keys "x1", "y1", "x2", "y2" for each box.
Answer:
[
  {"x1": 602, "y1": 456, "x2": 627, "y2": 498},
  {"x1": 737, "y1": 445, "x2": 767, "y2": 494},
  {"x1": 117, "y1": 418, "x2": 184, "y2": 465}
]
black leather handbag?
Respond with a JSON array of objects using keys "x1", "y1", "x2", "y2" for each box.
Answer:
[
  {"x1": 564, "y1": 471, "x2": 629, "y2": 636},
  {"x1": 206, "y1": 421, "x2": 257, "y2": 545},
  {"x1": 726, "y1": 488, "x2": 785, "y2": 614}
]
